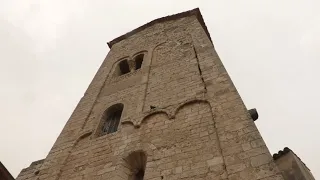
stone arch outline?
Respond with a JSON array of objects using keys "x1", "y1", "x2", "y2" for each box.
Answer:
[
  {"x1": 139, "y1": 109, "x2": 171, "y2": 127},
  {"x1": 76, "y1": 131, "x2": 93, "y2": 142},
  {"x1": 138, "y1": 98, "x2": 211, "y2": 126},
  {"x1": 121, "y1": 120, "x2": 135, "y2": 126},
  {"x1": 172, "y1": 98, "x2": 209, "y2": 118},
  {"x1": 92, "y1": 102, "x2": 127, "y2": 138},
  {"x1": 132, "y1": 50, "x2": 148, "y2": 58},
  {"x1": 172, "y1": 98, "x2": 229, "y2": 176},
  {"x1": 124, "y1": 150, "x2": 147, "y2": 179},
  {"x1": 119, "y1": 140, "x2": 154, "y2": 162},
  {"x1": 80, "y1": 54, "x2": 131, "y2": 131},
  {"x1": 115, "y1": 143, "x2": 156, "y2": 180},
  {"x1": 140, "y1": 41, "x2": 167, "y2": 112},
  {"x1": 114, "y1": 58, "x2": 131, "y2": 76},
  {"x1": 120, "y1": 120, "x2": 137, "y2": 133},
  {"x1": 110, "y1": 56, "x2": 131, "y2": 75},
  {"x1": 132, "y1": 50, "x2": 147, "y2": 71}
]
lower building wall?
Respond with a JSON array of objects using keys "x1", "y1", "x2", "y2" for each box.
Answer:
[
  {"x1": 17, "y1": 99, "x2": 287, "y2": 180},
  {"x1": 60, "y1": 101, "x2": 226, "y2": 179}
]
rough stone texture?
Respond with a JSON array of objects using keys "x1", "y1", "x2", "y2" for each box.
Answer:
[
  {"x1": 274, "y1": 151, "x2": 315, "y2": 180},
  {"x1": 16, "y1": 8, "x2": 284, "y2": 180},
  {"x1": 16, "y1": 160, "x2": 43, "y2": 180}
]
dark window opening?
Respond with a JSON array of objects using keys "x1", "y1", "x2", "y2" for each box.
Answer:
[
  {"x1": 125, "y1": 151, "x2": 147, "y2": 180},
  {"x1": 119, "y1": 60, "x2": 130, "y2": 75},
  {"x1": 135, "y1": 169, "x2": 144, "y2": 180},
  {"x1": 102, "y1": 104, "x2": 123, "y2": 134},
  {"x1": 134, "y1": 54, "x2": 144, "y2": 70}
]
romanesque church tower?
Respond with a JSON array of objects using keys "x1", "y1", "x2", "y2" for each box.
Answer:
[{"x1": 17, "y1": 8, "x2": 285, "y2": 180}]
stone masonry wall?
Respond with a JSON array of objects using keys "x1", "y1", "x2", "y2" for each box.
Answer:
[
  {"x1": 17, "y1": 11, "x2": 285, "y2": 180},
  {"x1": 275, "y1": 151, "x2": 315, "y2": 180}
]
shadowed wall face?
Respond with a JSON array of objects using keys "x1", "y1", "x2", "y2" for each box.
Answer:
[
  {"x1": 16, "y1": 9, "x2": 285, "y2": 180},
  {"x1": 0, "y1": 162, "x2": 15, "y2": 180}
]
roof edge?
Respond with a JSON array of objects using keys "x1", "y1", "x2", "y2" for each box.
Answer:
[
  {"x1": 107, "y1": 8, "x2": 212, "y2": 48},
  {"x1": 273, "y1": 147, "x2": 311, "y2": 171}
]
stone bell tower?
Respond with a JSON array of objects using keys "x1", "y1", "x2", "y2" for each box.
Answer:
[{"x1": 17, "y1": 8, "x2": 285, "y2": 180}]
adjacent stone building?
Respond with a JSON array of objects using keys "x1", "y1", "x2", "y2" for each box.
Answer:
[
  {"x1": 273, "y1": 147, "x2": 315, "y2": 180},
  {"x1": 16, "y1": 8, "x2": 312, "y2": 180}
]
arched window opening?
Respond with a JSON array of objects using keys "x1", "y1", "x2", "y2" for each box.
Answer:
[
  {"x1": 134, "y1": 54, "x2": 144, "y2": 70},
  {"x1": 102, "y1": 103, "x2": 124, "y2": 134},
  {"x1": 118, "y1": 60, "x2": 130, "y2": 75},
  {"x1": 125, "y1": 151, "x2": 147, "y2": 180}
]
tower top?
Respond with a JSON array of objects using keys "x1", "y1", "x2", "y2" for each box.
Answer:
[{"x1": 107, "y1": 8, "x2": 212, "y2": 48}]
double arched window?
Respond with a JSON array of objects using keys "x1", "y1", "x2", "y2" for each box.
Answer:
[
  {"x1": 101, "y1": 103, "x2": 124, "y2": 135},
  {"x1": 134, "y1": 54, "x2": 144, "y2": 70},
  {"x1": 115, "y1": 60, "x2": 130, "y2": 76},
  {"x1": 114, "y1": 53, "x2": 145, "y2": 77}
]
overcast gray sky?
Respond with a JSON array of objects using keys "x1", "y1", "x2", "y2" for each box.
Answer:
[{"x1": 0, "y1": 0, "x2": 319, "y2": 178}]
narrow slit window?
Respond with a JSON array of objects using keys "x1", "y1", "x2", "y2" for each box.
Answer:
[
  {"x1": 125, "y1": 151, "x2": 146, "y2": 180},
  {"x1": 102, "y1": 104, "x2": 123, "y2": 134},
  {"x1": 134, "y1": 54, "x2": 144, "y2": 70},
  {"x1": 119, "y1": 60, "x2": 130, "y2": 75}
]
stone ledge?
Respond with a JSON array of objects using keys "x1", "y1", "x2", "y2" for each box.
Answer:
[{"x1": 107, "y1": 8, "x2": 212, "y2": 48}]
